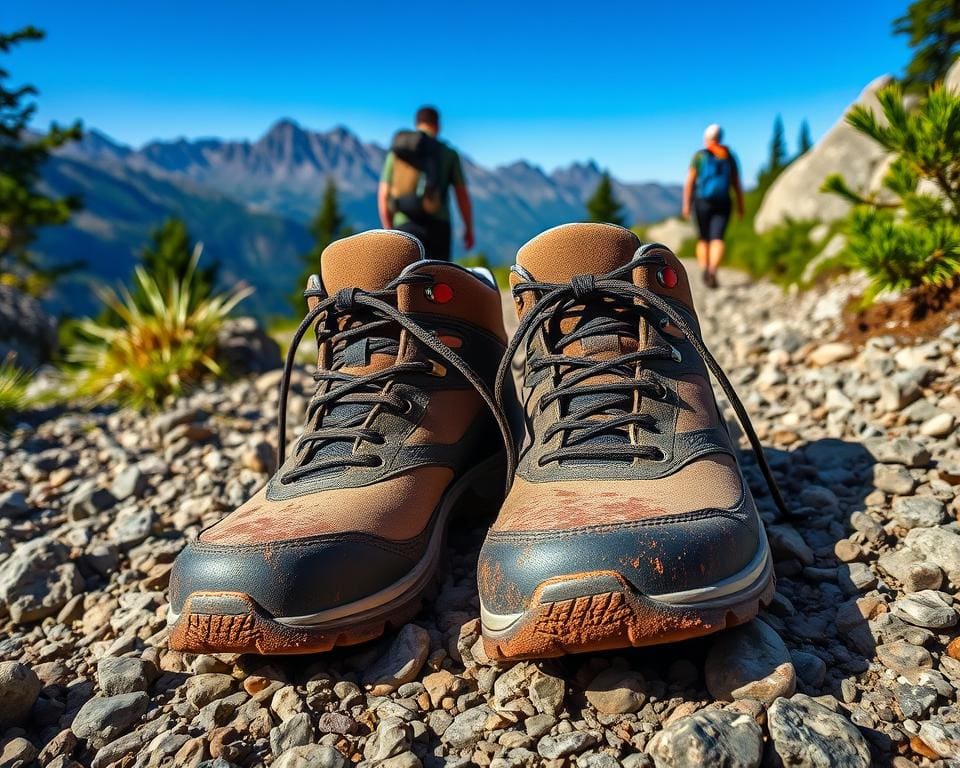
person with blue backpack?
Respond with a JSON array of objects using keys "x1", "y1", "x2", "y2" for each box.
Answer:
[{"x1": 682, "y1": 124, "x2": 745, "y2": 288}]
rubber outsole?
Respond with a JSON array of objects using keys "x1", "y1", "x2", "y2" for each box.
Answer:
[
  {"x1": 167, "y1": 588, "x2": 428, "y2": 655},
  {"x1": 480, "y1": 559, "x2": 775, "y2": 661}
]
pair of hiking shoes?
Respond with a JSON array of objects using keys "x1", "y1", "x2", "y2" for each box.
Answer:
[{"x1": 168, "y1": 223, "x2": 784, "y2": 660}]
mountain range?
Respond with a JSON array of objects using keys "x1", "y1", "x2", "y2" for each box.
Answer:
[{"x1": 38, "y1": 119, "x2": 682, "y2": 317}]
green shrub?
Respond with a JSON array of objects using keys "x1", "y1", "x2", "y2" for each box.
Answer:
[
  {"x1": 0, "y1": 359, "x2": 30, "y2": 427},
  {"x1": 823, "y1": 82, "x2": 960, "y2": 301},
  {"x1": 68, "y1": 253, "x2": 250, "y2": 409}
]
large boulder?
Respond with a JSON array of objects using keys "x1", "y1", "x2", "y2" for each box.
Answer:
[
  {"x1": 0, "y1": 285, "x2": 58, "y2": 368},
  {"x1": 646, "y1": 217, "x2": 696, "y2": 251},
  {"x1": 215, "y1": 316, "x2": 282, "y2": 375},
  {"x1": 945, "y1": 58, "x2": 960, "y2": 93},
  {"x1": 755, "y1": 75, "x2": 894, "y2": 232}
]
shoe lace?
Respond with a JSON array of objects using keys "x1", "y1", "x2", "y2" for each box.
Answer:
[
  {"x1": 276, "y1": 273, "x2": 516, "y2": 489},
  {"x1": 494, "y1": 245, "x2": 788, "y2": 516}
]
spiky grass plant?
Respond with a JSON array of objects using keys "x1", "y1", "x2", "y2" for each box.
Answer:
[
  {"x1": 69, "y1": 254, "x2": 251, "y2": 409},
  {"x1": 0, "y1": 358, "x2": 31, "y2": 427}
]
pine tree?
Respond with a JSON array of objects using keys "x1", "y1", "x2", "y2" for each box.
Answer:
[
  {"x1": 769, "y1": 115, "x2": 788, "y2": 174},
  {"x1": 0, "y1": 26, "x2": 82, "y2": 294},
  {"x1": 586, "y1": 171, "x2": 626, "y2": 226},
  {"x1": 291, "y1": 177, "x2": 353, "y2": 311},
  {"x1": 894, "y1": 0, "x2": 960, "y2": 90},
  {"x1": 136, "y1": 218, "x2": 217, "y2": 310},
  {"x1": 798, "y1": 120, "x2": 813, "y2": 155}
]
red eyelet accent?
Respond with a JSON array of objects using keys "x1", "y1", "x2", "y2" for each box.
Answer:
[
  {"x1": 426, "y1": 283, "x2": 454, "y2": 304},
  {"x1": 657, "y1": 267, "x2": 678, "y2": 289}
]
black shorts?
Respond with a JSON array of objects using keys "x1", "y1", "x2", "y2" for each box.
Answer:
[
  {"x1": 693, "y1": 198, "x2": 732, "y2": 241},
  {"x1": 397, "y1": 219, "x2": 452, "y2": 261}
]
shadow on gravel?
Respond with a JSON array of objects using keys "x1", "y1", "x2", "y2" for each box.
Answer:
[{"x1": 223, "y1": 437, "x2": 884, "y2": 765}]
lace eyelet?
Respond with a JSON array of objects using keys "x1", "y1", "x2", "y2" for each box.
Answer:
[
  {"x1": 397, "y1": 399, "x2": 413, "y2": 415},
  {"x1": 367, "y1": 456, "x2": 384, "y2": 468}
]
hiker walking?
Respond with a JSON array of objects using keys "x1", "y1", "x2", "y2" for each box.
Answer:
[
  {"x1": 378, "y1": 106, "x2": 474, "y2": 261},
  {"x1": 682, "y1": 124, "x2": 744, "y2": 288}
]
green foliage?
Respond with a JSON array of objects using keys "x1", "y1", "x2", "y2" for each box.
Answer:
[
  {"x1": 586, "y1": 171, "x2": 626, "y2": 226},
  {"x1": 798, "y1": 120, "x2": 813, "y2": 155},
  {"x1": 822, "y1": 82, "x2": 960, "y2": 301},
  {"x1": 894, "y1": 0, "x2": 960, "y2": 91},
  {"x1": 0, "y1": 358, "x2": 30, "y2": 427},
  {"x1": 291, "y1": 178, "x2": 353, "y2": 311},
  {"x1": 68, "y1": 252, "x2": 251, "y2": 409},
  {"x1": 137, "y1": 218, "x2": 217, "y2": 311},
  {"x1": 454, "y1": 252, "x2": 511, "y2": 289},
  {"x1": 0, "y1": 26, "x2": 83, "y2": 295}
]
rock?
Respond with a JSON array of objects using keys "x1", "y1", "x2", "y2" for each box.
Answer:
[
  {"x1": 865, "y1": 437, "x2": 930, "y2": 468},
  {"x1": 0, "y1": 536, "x2": 83, "y2": 624},
  {"x1": 704, "y1": 619, "x2": 796, "y2": 705},
  {"x1": 767, "y1": 524, "x2": 815, "y2": 565},
  {"x1": 97, "y1": 656, "x2": 157, "y2": 696},
  {"x1": 108, "y1": 507, "x2": 156, "y2": 549},
  {"x1": 920, "y1": 412, "x2": 956, "y2": 437},
  {"x1": 904, "y1": 527, "x2": 960, "y2": 583},
  {"x1": 646, "y1": 709, "x2": 763, "y2": 768},
  {"x1": 422, "y1": 670, "x2": 459, "y2": 708},
  {"x1": 0, "y1": 490, "x2": 29, "y2": 519},
  {"x1": 111, "y1": 465, "x2": 148, "y2": 501},
  {"x1": 872, "y1": 464, "x2": 916, "y2": 495},
  {"x1": 66, "y1": 480, "x2": 116, "y2": 520},
  {"x1": 878, "y1": 549, "x2": 944, "y2": 592},
  {"x1": 271, "y1": 712, "x2": 314, "y2": 755},
  {"x1": 790, "y1": 651, "x2": 827, "y2": 688},
  {"x1": 585, "y1": 667, "x2": 647, "y2": 714},
  {"x1": 442, "y1": 705, "x2": 491, "y2": 750},
  {"x1": 216, "y1": 317, "x2": 282, "y2": 375},
  {"x1": 808, "y1": 343, "x2": 855, "y2": 367},
  {"x1": 755, "y1": 75, "x2": 893, "y2": 232},
  {"x1": 71, "y1": 692, "x2": 149, "y2": 749},
  {"x1": 891, "y1": 497, "x2": 946, "y2": 529},
  {"x1": 241, "y1": 441, "x2": 276, "y2": 475},
  {"x1": 891, "y1": 590, "x2": 958, "y2": 629},
  {"x1": 528, "y1": 669, "x2": 565, "y2": 717},
  {"x1": 364, "y1": 624, "x2": 430, "y2": 694},
  {"x1": 185, "y1": 673, "x2": 236, "y2": 709},
  {"x1": 645, "y1": 217, "x2": 695, "y2": 252},
  {"x1": 0, "y1": 661, "x2": 43, "y2": 723},
  {"x1": 0, "y1": 737, "x2": 38, "y2": 766},
  {"x1": 0, "y1": 284, "x2": 58, "y2": 368},
  {"x1": 768, "y1": 694, "x2": 870, "y2": 768},
  {"x1": 272, "y1": 745, "x2": 348, "y2": 768},
  {"x1": 875, "y1": 641, "x2": 933, "y2": 674},
  {"x1": 363, "y1": 716, "x2": 410, "y2": 761},
  {"x1": 917, "y1": 720, "x2": 960, "y2": 759},
  {"x1": 537, "y1": 732, "x2": 598, "y2": 760},
  {"x1": 316, "y1": 712, "x2": 357, "y2": 735}
]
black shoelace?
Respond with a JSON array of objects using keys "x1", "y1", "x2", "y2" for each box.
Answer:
[
  {"x1": 276, "y1": 273, "x2": 517, "y2": 489},
  {"x1": 494, "y1": 247, "x2": 788, "y2": 516}
]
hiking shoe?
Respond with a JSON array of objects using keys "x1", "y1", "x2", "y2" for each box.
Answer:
[
  {"x1": 168, "y1": 230, "x2": 513, "y2": 654},
  {"x1": 478, "y1": 223, "x2": 782, "y2": 660}
]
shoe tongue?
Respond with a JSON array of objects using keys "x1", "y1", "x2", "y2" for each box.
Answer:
[
  {"x1": 516, "y1": 223, "x2": 640, "y2": 283},
  {"x1": 320, "y1": 230, "x2": 423, "y2": 294}
]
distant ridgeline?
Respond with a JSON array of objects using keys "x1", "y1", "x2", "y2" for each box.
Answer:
[{"x1": 37, "y1": 121, "x2": 681, "y2": 318}]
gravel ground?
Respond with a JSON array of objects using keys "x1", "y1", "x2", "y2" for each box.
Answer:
[{"x1": 1, "y1": 265, "x2": 959, "y2": 768}]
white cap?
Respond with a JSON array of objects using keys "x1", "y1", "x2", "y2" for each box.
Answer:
[{"x1": 704, "y1": 124, "x2": 723, "y2": 142}]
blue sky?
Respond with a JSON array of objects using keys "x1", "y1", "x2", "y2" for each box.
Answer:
[{"x1": 5, "y1": 1, "x2": 911, "y2": 184}]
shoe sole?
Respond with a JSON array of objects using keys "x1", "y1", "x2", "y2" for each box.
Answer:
[
  {"x1": 479, "y1": 535, "x2": 774, "y2": 660},
  {"x1": 167, "y1": 453, "x2": 504, "y2": 655}
]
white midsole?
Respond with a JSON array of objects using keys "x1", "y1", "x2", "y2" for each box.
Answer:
[
  {"x1": 168, "y1": 454, "x2": 502, "y2": 628},
  {"x1": 479, "y1": 533, "x2": 772, "y2": 633}
]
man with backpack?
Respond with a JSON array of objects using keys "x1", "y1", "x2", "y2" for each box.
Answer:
[
  {"x1": 682, "y1": 124, "x2": 744, "y2": 288},
  {"x1": 378, "y1": 106, "x2": 474, "y2": 261}
]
